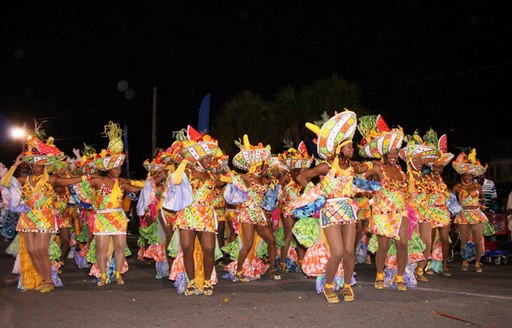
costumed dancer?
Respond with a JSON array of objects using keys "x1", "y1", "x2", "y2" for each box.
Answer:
[
  {"x1": 211, "y1": 152, "x2": 230, "y2": 252},
  {"x1": 452, "y1": 148, "x2": 488, "y2": 272},
  {"x1": 263, "y1": 156, "x2": 288, "y2": 270},
  {"x1": 398, "y1": 130, "x2": 442, "y2": 283},
  {"x1": 165, "y1": 126, "x2": 224, "y2": 296},
  {"x1": 47, "y1": 160, "x2": 74, "y2": 268},
  {"x1": 136, "y1": 149, "x2": 173, "y2": 279},
  {"x1": 68, "y1": 145, "x2": 97, "y2": 269},
  {"x1": 421, "y1": 130, "x2": 455, "y2": 277},
  {"x1": 358, "y1": 114, "x2": 411, "y2": 291},
  {"x1": 76, "y1": 121, "x2": 145, "y2": 286},
  {"x1": 292, "y1": 109, "x2": 372, "y2": 303},
  {"x1": 1, "y1": 125, "x2": 85, "y2": 293},
  {"x1": 276, "y1": 141, "x2": 313, "y2": 273},
  {"x1": 222, "y1": 134, "x2": 281, "y2": 282},
  {"x1": 354, "y1": 180, "x2": 373, "y2": 265},
  {"x1": 0, "y1": 162, "x2": 22, "y2": 241}
]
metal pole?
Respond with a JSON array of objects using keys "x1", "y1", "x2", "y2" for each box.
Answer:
[
  {"x1": 152, "y1": 86, "x2": 157, "y2": 155},
  {"x1": 21, "y1": 121, "x2": 26, "y2": 153}
]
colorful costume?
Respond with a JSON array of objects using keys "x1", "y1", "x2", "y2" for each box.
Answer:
[{"x1": 165, "y1": 125, "x2": 224, "y2": 295}]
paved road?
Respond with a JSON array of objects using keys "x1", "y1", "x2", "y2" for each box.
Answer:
[{"x1": 1, "y1": 235, "x2": 511, "y2": 328}]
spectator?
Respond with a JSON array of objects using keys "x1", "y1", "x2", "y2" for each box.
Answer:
[
  {"x1": 507, "y1": 189, "x2": 512, "y2": 241},
  {"x1": 477, "y1": 174, "x2": 498, "y2": 211}
]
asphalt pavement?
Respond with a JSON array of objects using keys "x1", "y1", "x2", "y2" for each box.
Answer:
[{"x1": 1, "y1": 235, "x2": 511, "y2": 328}]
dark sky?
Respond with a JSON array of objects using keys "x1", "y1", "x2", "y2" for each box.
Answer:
[{"x1": 1, "y1": 0, "x2": 510, "y2": 176}]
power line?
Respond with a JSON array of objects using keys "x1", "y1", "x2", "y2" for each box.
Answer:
[
  {"x1": 366, "y1": 60, "x2": 511, "y2": 90},
  {"x1": 276, "y1": 0, "x2": 492, "y2": 63}
]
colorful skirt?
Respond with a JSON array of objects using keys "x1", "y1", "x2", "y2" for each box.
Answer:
[
  {"x1": 175, "y1": 204, "x2": 217, "y2": 233},
  {"x1": 355, "y1": 197, "x2": 372, "y2": 221},
  {"x1": 93, "y1": 208, "x2": 128, "y2": 235},
  {"x1": 424, "y1": 205, "x2": 451, "y2": 228},
  {"x1": 320, "y1": 198, "x2": 358, "y2": 228},
  {"x1": 454, "y1": 208, "x2": 488, "y2": 225},
  {"x1": 17, "y1": 209, "x2": 57, "y2": 234}
]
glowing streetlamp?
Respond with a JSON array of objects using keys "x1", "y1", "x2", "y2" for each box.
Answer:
[{"x1": 10, "y1": 125, "x2": 27, "y2": 152}]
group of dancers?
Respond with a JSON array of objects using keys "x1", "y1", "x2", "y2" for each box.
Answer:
[{"x1": 0, "y1": 111, "x2": 491, "y2": 303}]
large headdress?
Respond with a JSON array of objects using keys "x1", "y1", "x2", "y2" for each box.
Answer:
[
  {"x1": 305, "y1": 109, "x2": 357, "y2": 159},
  {"x1": 421, "y1": 128, "x2": 454, "y2": 167},
  {"x1": 357, "y1": 114, "x2": 404, "y2": 159},
  {"x1": 22, "y1": 120, "x2": 66, "y2": 166},
  {"x1": 232, "y1": 134, "x2": 271, "y2": 171},
  {"x1": 399, "y1": 130, "x2": 442, "y2": 170},
  {"x1": 171, "y1": 125, "x2": 223, "y2": 168},
  {"x1": 452, "y1": 148, "x2": 486, "y2": 176},
  {"x1": 143, "y1": 148, "x2": 173, "y2": 173},
  {"x1": 88, "y1": 121, "x2": 126, "y2": 171},
  {"x1": 278, "y1": 140, "x2": 313, "y2": 170}
]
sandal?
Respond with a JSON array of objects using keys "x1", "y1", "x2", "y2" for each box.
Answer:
[
  {"x1": 114, "y1": 271, "x2": 125, "y2": 285},
  {"x1": 461, "y1": 260, "x2": 469, "y2": 272},
  {"x1": 365, "y1": 255, "x2": 372, "y2": 265},
  {"x1": 269, "y1": 270, "x2": 281, "y2": 280},
  {"x1": 475, "y1": 262, "x2": 483, "y2": 273},
  {"x1": 203, "y1": 280, "x2": 213, "y2": 296},
  {"x1": 40, "y1": 283, "x2": 55, "y2": 294},
  {"x1": 235, "y1": 271, "x2": 250, "y2": 282},
  {"x1": 442, "y1": 269, "x2": 452, "y2": 277},
  {"x1": 394, "y1": 275, "x2": 407, "y2": 292},
  {"x1": 97, "y1": 273, "x2": 108, "y2": 287},
  {"x1": 323, "y1": 283, "x2": 340, "y2": 304},
  {"x1": 416, "y1": 268, "x2": 429, "y2": 282},
  {"x1": 342, "y1": 283, "x2": 355, "y2": 302},
  {"x1": 374, "y1": 272, "x2": 385, "y2": 290},
  {"x1": 184, "y1": 279, "x2": 198, "y2": 296},
  {"x1": 279, "y1": 261, "x2": 288, "y2": 273}
]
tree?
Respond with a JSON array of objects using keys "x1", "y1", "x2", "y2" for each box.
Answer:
[{"x1": 211, "y1": 73, "x2": 370, "y2": 157}]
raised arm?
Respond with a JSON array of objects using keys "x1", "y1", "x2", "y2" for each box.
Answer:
[{"x1": 295, "y1": 162, "x2": 329, "y2": 188}]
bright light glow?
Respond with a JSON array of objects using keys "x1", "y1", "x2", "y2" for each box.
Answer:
[{"x1": 10, "y1": 127, "x2": 27, "y2": 139}]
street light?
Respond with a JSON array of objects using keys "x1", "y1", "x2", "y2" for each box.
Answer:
[{"x1": 9, "y1": 125, "x2": 27, "y2": 152}]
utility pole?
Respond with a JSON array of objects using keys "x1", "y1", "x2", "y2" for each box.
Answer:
[{"x1": 152, "y1": 86, "x2": 157, "y2": 155}]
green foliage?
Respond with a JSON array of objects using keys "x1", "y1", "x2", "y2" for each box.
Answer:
[{"x1": 211, "y1": 74, "x2": 370, "y2": 156}]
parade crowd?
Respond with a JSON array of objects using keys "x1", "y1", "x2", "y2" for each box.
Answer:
[{"x1": 0, "y1": 111, "x2": 495, "y2": 304}]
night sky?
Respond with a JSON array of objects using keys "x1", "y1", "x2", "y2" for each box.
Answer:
[{"x1": 1, "y1": 0, "x2": 510, "y2": 177}]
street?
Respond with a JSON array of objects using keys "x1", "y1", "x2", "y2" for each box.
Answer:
[{"x1": 1, "y1": 235, "x2": 511, "y2": 328}]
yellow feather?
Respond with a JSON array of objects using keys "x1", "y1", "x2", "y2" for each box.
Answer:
[
  {"x1": 468, "y1": 148, "x2": 477, "y2": 164},
  {"x1": 243, "y1": 134, "x2": 251, "y2": 150},
  {"x1": 305, "y1": 122, "x2": 320, "y2": 136}
]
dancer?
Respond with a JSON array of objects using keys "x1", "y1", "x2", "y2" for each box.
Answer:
[
  {"x1": 422, "y1": 131, "x2": 454, "y2": 277},
  {"x1": 78, "y1": 122, "x2": 145, "y2": 286},
  {"x1": 452, "y1": 148, "x2": 488, "y2": 272},
  {"x1": 293, "y1": 110, "x2": 371, "y2": 303},
  {"x1": 277, "y1": 141, "x2": 313, "y2": 273},
  {"x1": 398, "y1": 130, "x2": 441, "y2": 282},
  {"x1": 165, "y1": 126, "x2": 224, "y2": 296},
  {"x1": 358, "y1": 114, "x2": 410, "y2": 291},
  {"x1": 1, "y1": 130, "x2": 85, "y2": 293},
  {"x1": 223, "y1": 135, "x2": 281, "y2": 282}
]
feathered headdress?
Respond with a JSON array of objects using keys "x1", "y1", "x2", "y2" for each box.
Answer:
[
  {"x1": 87, "y1": 122, "x2": 126, "y2": 171},
  {"x1": 357, "y1": 114, "x2": 403, "y2": 159},
  {"x1": 232, "y1": 134, "x2": 271, "y2": 172},
  {"x1": 305, "y1": 109, "x2": 357, "y2": 159},
  {"x1": 452, "y1": 148, "x2": 486, "y2": 176}
]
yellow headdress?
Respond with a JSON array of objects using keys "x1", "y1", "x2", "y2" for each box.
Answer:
[
  {"x1": 399, "y1": 130, "x2": 442, "y2": 171},
  {"x1": 305, "y1": 109, "x2": 357, "y2": 159},
  {"x1": 88, "y1": 122, "x2": 126, "y2": 171},
  {"x1": 452, "y1": 148, "x2": 486, "y2": 176},
  {"x1": 357, "y1": 114, "x2": 403, "y2": 159},
  {"x1": 232, "y1": 134, "x2": 271, "y2": 171},
  {"x1": 278, "y1": 140, "x2": 314, "y2": 170}
]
